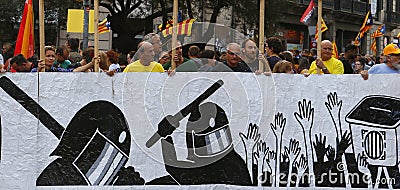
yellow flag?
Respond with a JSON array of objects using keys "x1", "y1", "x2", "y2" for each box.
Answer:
[
  {"x1": 67, "y1": 9, "x2": 94, "y2": 33},
  {"x1": 315, "y1": 18, "x2": 328, "y2": 40}
]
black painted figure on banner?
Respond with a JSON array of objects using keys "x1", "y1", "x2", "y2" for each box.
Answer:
[
  {"x1": 37, "y1": 101, "x2": 144, "y2": 185},
  {"x1": 147, "y1": 80, "x2": 251, "y2": 185},
  {"x1": 0, "y1": 77, "x2": 144, "y2": 186}
]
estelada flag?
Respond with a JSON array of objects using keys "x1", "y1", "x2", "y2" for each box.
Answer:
[
  {"x1": 359, "y1": 11, "x2": 373, "y2": 38},
  {"x1": 371, "y1": 24, "x2": 385, "y2": 38},
  {"x1": 370, "y1": 39, "x2": 377, "y2": 54},
  {"x1": 160, "y1": 19, "x2": 196, "y2": 37},
  {"x1": 14, "y1": 0, "x2": 34, "y2": 58},
  {"x1": 300, "y1": 0, "x2": 316, "y2": 26},
  {"x1": 332, "y1": 41, "x2": 339, "y2": 59},
  {"x1": 98, "y1": 18, "x2": 111, "y2": 34},
  {"x1": 315, "y1": 18, "x2": 328, "y2": 40}
]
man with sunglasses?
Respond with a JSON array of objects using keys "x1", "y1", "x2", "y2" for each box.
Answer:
[
  {"x1": 361, "y1": 44, "x2": 400, "y2": 79},
  {"x1": 221, "y1": 43, "x2": 251, "y2": 72}
]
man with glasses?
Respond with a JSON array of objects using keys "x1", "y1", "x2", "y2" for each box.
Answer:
[
  {"x1": 222, "y1": 43, "x2": 251, "y2": 72},
  {"x1": 361, "y1": 44, "x2": 400, "y2": 79},
  {"x1": 308, "y1": 40, "x2": 344, "y2": 74}
]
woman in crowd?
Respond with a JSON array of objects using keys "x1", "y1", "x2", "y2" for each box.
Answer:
[{"x1": 272, "y1": 60, "x2": 294, "y2": 74}]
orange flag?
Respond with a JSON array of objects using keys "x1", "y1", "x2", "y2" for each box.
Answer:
[{"x1": 14, "y1": 0, "x2": 34, "y2": 58}]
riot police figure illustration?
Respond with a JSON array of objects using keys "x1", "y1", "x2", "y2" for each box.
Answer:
[
  {"x1": 147, "y1": 80, "x2": 251, "y2": 185},
  {"x1": 36, "y1": 101, "x2": 144, "y2": 185}
]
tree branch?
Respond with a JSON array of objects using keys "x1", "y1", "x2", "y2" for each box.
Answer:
[
  {"x1": 128, "y1": 0, "x2": 143, "y2": 14},
  {"x1": 186, "y1": 0, "x2": 193, "y2": 19},
  {"x1": 99, "y1": 3, "x2": 116, "y2": 15}
]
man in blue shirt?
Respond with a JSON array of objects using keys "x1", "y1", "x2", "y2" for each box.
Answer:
[{"x1": 361, "y1": 44, "x2": 400, "y2": 79}]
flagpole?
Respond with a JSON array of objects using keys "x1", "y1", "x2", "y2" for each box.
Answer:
[
  {"x1": 39, "y1": 0, "x2": 45, "y2": 72},
  {"x1": 259, "y1": 0, "x2": 265, "y2": 72},
  {"x1": 317, "y1": 0, "x2": 322, "y2": 75},
  {"x1": 171, "y1": 0, "x2": 178, "y2": 70},
  {"x1": 94, "y1": 0, "x2": 99, "y2": 72}
]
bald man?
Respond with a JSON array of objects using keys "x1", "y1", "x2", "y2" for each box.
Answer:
[
  {"x1": 308, "y1": 40, "x2": 344, "y2": 74},
  {"x1": 123, "y1": 41, "x2": 164, "y2": 72}
]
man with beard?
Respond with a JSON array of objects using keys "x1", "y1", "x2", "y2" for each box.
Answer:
[
  {"x1": 361, "y1": 44, "x2": 400, "y2": 79},
  {"x1": 241, "y1": 39, "x2": 258, "y2": 72},
  {"x1": 339, "y1": 44, "x2": 358, "y2": 74}
]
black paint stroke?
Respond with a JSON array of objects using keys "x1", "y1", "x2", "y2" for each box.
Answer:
[
  {"x1": 0, "y1": 76, "x2": 64, "y2": 139},
  {"x1": 0, "y1": 114, "x2": 1, "y2": 162}
]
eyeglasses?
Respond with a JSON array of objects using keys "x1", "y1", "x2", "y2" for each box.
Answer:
[
  {"x1": 227, "y1": 51, "x2": 240, "y2": 56},
  {"x1": 322, "y1": 48, "x2": 333, "y2": 51}
]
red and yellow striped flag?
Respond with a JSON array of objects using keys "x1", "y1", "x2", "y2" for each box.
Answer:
[
  {"x1": 370, "y1": 39, "x2": 377, "y2": 54},
  {"x1": 315, "y1": 17, "x2": 328, "y2": 41},
  {"x1": 98, "y1": 18, "x2": 111, "y2": 34},
  {"x1": 160, "y1": 19, "x2": 196, "y2": 37},
  {"x1": 14, "y1": 0, "x2": 34, "y2": 58},
  {"x1": 332, "y1": 41, "x2": 339, "y2": 59}
]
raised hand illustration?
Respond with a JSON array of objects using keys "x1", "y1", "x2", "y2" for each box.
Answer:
[
  {"x1": 313, "y1": 133, "x2": 328, "y2": 164},
  {"x1": 335, "y1": 130, "x2": 352, "y2": 188},
  {"x1": 265, "y1": 150, "x2": 276, "y2": 187},
  {"x1": 326, "y1": 145, "x2": 336, "y2": 166},
  {"x1": 325, "y1": 92, "x2": 343, "y2": 138},
  {"x1": 270, "y1": 112, "x2": 286, "y2": 186},
  {"x1": 253, "y1": 140, "x2": 269, "y2": 187},
  {"x1": 284, "y1": 138, "x2": 301, "y2": 187},
  {"x1": 335, "y1": 130, "x2": 352, "y2": 161},
  {"x1": 239, "y1": 123, "x2": 261, "y2": 182},
  {"x1": 295, "y1": 154, "x2": 308, "y2": 187},
  {"x1": 294, "y1": 99, "x2": 315, "y2": 187},
  {"x1": 356, "y1": 153, "x2": 372, "y2": 188}
]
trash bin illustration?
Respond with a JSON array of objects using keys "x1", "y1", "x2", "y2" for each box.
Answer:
[{"x1": 346, "y1": 95, "x2": 400, "y2": 166}]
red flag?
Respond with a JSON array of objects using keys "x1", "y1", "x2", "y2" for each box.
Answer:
[
  {"x1": 300, "y1": 0, "x2": 316, "y2": 26},
  {"x1": 14, "y1": 0, "x2": 34, "y2": 58}
]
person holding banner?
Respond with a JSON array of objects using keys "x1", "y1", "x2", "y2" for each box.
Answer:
[
  {"x1": 123, "y1": 41, "x2": 164, "y2": 72},
  {"x1": 361, "y1": 44, "x2": 400, "y2": 80},
  {"x1": 308, "y1": 40, "x2": 344, "y2": 74}
]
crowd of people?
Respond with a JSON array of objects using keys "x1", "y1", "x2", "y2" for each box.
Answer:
[{"x1": 1, "y1": 33, "x2": 399, "y2": 79}]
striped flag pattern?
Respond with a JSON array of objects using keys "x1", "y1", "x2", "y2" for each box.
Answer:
[
  {"x1": 159, "y1": 19, "x2": 196, "y2": 37},
  {"x1": 98, "y1": 18, "x2": 111, "y2": 34},
  {"x1": 371, "y1": 24, "x2": 385, "y2": 38},
  {"x1": 370, "y1": 39, "x2": 377, "y2": 54},
  {"x1": 315, "y1": 18, "x2": 328, "y2": 41},
  {"x1": 332, "y1": 41, "x2": 339, "y2": 59},
  {"x1": 14, "y1": 0, "x2": 34, "y2": 58},
  {"x1": 354, "y1": 11, "x2": 373, "y2": 46}
]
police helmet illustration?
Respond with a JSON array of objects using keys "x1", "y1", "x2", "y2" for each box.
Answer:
[
  {"x1": 51, "y1": 100, "x2": 131, "y2": 185},
  {"x1": 186, "y1": 102, "x2": 233, "y2": 161}
]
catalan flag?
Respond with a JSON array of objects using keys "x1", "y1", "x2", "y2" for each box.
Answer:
[
  {"x1": 354, "y1": 33, "x2": 361, "y2": 46},
  {"x1": 371, "y1": 24, "x2": 385, "y2": 38},
  {"x1": 397, "y1": 32, "x2": 400, "y2": 38},
  {"x1": 14, "y1": 0, "x2": 34, "y2": 58},
  {"x1": 159, "y1": 19, "x2": 196, "y2": 37},
  {"x1": 315, "y1": 17, "x2": 328, "y2": 41},
  {"x1": 370, "y1": 39, "x2": 377, "y2": 54},
  {"x1": 359, "y1": 11, "x2": 373, "y2": 38},
  {"x1": 332, "y1": 41, "x2": 339, "y2": 59},
  {"x1": 98, "y1": 18, "x2": 111, "y2": 34}
]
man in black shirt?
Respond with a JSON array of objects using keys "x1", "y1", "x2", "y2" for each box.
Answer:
[{"x1": 340, "y1": 44, "x2": 358, "y2": 74}]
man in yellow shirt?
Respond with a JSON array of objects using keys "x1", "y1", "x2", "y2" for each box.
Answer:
[
  {"x1": 308, "y1": 40, "x2": 344, "y2": 74},
  {"x1": 123, "y1": 41, "x2": 164, "y2": 72}
]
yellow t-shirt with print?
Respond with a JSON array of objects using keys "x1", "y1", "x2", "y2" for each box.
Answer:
[
  {"x1": 309, "y1": 57, "x2": 344, "y2": 74},
  {"x1": 123, "y1": 60, "x2": 164, "y2": 72}
]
